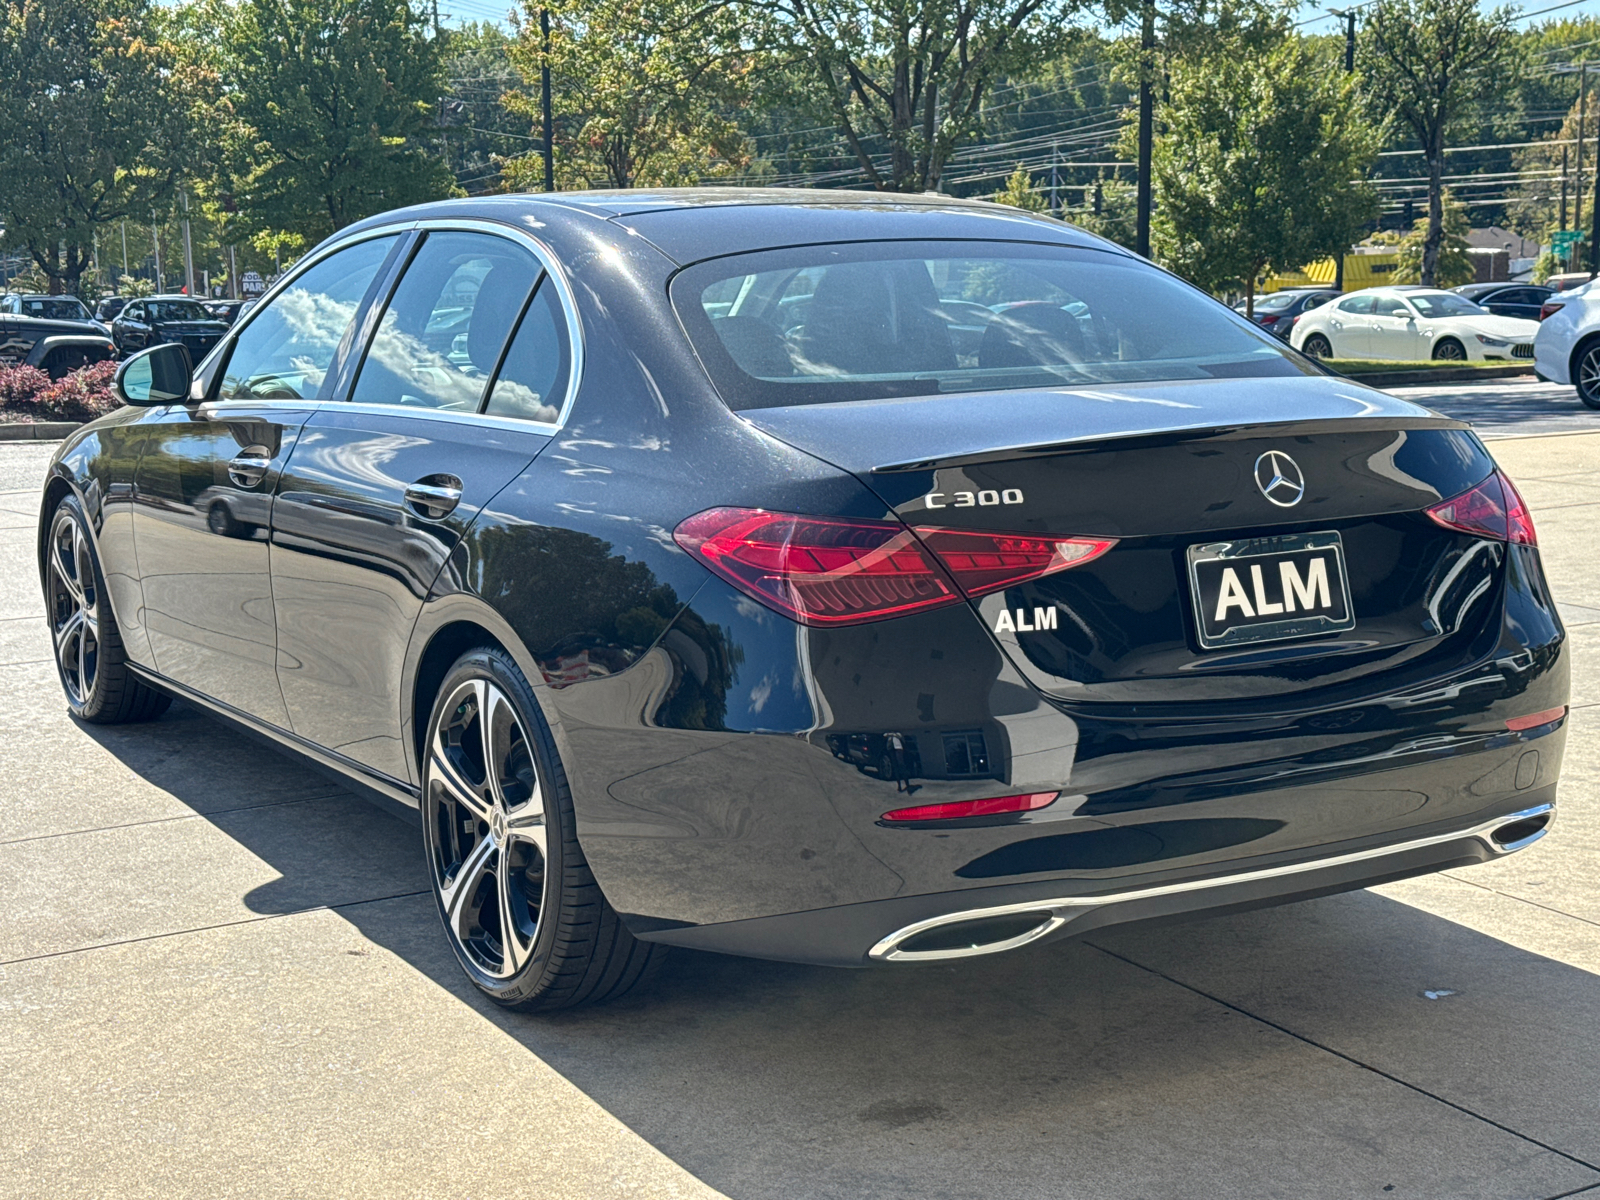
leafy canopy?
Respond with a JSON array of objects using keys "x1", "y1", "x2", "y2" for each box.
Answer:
[{"x1": 1152, "y1": 33, "x2": 1381, "y2": 307}]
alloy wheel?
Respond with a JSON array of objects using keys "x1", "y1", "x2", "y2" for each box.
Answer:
[
  {"x1": 424, "y1": 678, "x2": 547, "y2": 980},
  {"x1": 1578, "y1": 345, "x2": 1600, "y2": 408},
  {"x1": 47, "y1": 513, "x2": 99, "y2": 707},
  {"x1": 1434, "y1": 340, "x2": 1466, "y2": 361}
]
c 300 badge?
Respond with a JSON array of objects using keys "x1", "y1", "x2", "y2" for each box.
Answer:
[{"x1": 924, "y1": 488, "x2": 1024, "y2": 510}]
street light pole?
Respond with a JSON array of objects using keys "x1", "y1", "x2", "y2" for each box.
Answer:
[{"x1": 1330, "y1": 7, "x2": 1356, "y2": 292}]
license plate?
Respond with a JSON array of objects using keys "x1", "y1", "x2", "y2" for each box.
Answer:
[{"x1": 1186, "y1": 531, "x2": 1355, "y2": 650}]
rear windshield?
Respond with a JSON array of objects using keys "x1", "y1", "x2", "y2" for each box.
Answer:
[
  {"x1": 147, "y1": 300, "x2": 211, "y2": 322},
  {"x1": 671, "y1": 241, "x2": 1313, "y2": 410},
  {"x1": 21, "y1": 298, "x2": 90, "y2": 320}
]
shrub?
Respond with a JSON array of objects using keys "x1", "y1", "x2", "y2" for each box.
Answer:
[
  {"x1": 0, "y1": 363, "x2": 52, "y2": 406},
  {"x1": 33, "y1": 360, "x2": 120, "y2": 421}
]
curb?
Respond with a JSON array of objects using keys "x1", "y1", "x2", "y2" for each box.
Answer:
[
  {"x1": 0, "y1": 421, "x2": 81, "y2": 442},
  {"x1": 1336, "y1": 365, "x2": 1534, "y2": 388}
]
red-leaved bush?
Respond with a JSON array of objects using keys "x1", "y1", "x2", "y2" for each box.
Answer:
[
  {"x1": 0, "y1": 364, "x2": 51, "y2": 406},
  {"x1": 33, "y1": 360, "x2": 120, "y2": 421},
  {"x1": 0, "y1": 360, "x2": 120, "y2": 422}
]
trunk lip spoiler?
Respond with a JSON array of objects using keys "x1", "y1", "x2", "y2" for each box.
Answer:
[{"x1": 862, "y1": 414, "x2": 1472, "y2": 474}]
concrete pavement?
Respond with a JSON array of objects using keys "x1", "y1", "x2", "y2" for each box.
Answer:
[{"x1": 1, "y1": 413, "x2": 1598, "y2": 1198}]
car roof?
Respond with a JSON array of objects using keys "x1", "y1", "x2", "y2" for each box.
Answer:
[{"x1": 336, "y1": 188, "x2": 1118, "y2": 266}]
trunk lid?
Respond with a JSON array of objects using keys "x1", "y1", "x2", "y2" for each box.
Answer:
[{"x1": 745, "y1": 377, "x2": 1504, "y2": 707}]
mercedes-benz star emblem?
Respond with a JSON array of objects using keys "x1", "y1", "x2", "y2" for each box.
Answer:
[{"x1": 1254, "y1": 450, "x2": 1305, "y2": 508}]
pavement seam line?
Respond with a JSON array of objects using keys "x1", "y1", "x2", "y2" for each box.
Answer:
[
  {"x1": 1089, "y1": 942, "x2": 1600, "y2": 1176},
  {"x1": 0, "y1": 790, "x2": 351, "y2": 847},
  {"x1": 1545, "y1": 1183, "x2": 1600, "y2": 1200},
  {"x1": 0, "y1": 888, "x2": 431, "y2": 967},
  {"x1": 1433, "y1": 870, "x2": 1600, "y2": 932}
]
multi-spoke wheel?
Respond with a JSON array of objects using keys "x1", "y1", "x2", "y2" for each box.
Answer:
[
  {"x1": 45, "y1": 497, "x2": 170, "y2": 723},
  {"x1": 1432, "y1": 338, "x2": 1467, "y2": 362},
  {"x1": 421, "y1": 647, "x2": 666, "y2": 1010},
  {"x1": 1575, "y1": 339, "x2": 1600, "y2": 410},
  {"x1": 1301, "y1": 334, "x2": 1333, "y2": 359}
]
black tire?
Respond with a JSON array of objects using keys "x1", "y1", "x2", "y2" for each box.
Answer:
[
  {"x1": 206, "y1": 501, "x2": 238, "y2": 538},
  {"x1": 1432, "y1": 338, "x2": 1467, "y2": 362},
  {"x1": 1302, "y1": 334, "x2": 1333, "y2": 359},
  {"x1": 1572, "y1": 337, "x2": 1600, "y2": 410},
  {"x1": 45, "y1": 495, "x2": 172, "y2": 724},
  {"x1": 421, "y1": 646, "x2": 666, "y2": 1011}
]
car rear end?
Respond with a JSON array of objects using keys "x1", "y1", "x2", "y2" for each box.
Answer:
[{"x1": 611, "y1": 224, "x2": 1568, "y2": 965}]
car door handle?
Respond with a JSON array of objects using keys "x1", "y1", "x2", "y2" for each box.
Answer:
[
  {"x1": 404, "y1": 476, "x2": 463, "y2": 520},
  {"x1": 228, "y1": 446, "x2": 274, "y2": 488}
]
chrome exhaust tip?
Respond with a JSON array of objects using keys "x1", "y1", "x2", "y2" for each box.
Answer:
[
  {"x1": 871, "y1": 911, "x2": 1064, "y2": 963},
  {"x1": 1489, "y1": 806, "x2": 1554, "y2": 853}
]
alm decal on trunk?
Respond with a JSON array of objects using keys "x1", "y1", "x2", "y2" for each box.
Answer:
[{"x1": 994, "y1": 607, "x2": 1059, "y2": 634}]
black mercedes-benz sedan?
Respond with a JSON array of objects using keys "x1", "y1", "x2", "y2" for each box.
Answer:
[{"x1": 38, "y1": 190, "x2": 1567, "y2": 1011}]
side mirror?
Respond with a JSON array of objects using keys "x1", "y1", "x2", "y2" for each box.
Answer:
[{"x1": 115, "y1": 343, "x2": 194, "y2": 407}]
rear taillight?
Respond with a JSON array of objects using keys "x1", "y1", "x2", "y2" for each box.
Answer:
[
  {"x1": 1539, "y1": 301, "x2": 1564, "y2": 321},
  {"x1": 1425, "y1": 470, "x2": 1536, "y2": 546},
  {"x1": 1506, "y1": 706, "x2": 1566, "y2": 732},
  {"x1": 881, "y1": 791, "x2": 1059, "y2": 822},
  {"x1": 673, "y1": 508, "x2": 1115, "y2": 626}
]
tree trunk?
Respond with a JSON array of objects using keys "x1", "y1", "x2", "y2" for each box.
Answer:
[
  {"x1": 1135, "y1": 0, "x2": 1156, "y2": 259},
  {"x1": 1245, "y1": 271, "x2": 1256, "y2": 319},
  {"x1": 1420, "y1": 129, "x2": 1445, "y2": 287}
]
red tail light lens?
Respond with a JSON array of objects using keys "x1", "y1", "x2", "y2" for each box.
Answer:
[
  {"x1": 674, "y1": 508, "x2": 1116, "y2": 626},
  {"x1": 882, "y1": 791, "x2": 1059, "y2": 822},
  {"x1": 1539, "y1": 301, "x2": 1564, "y2": 321},
  {"x1": 917, "y1": 528, "x2": 1117, "y2": 596},
  {"x1": 1425, "y1": 471, "x2": 1537, "y2": 546}
]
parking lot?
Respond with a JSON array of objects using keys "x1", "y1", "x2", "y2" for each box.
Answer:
[{"x1": 1, "y1": 380, "x2": 1598, "y2": 1199}]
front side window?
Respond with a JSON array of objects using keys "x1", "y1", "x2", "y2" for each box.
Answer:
[
  {"x1": 1371, "y1": 296, "x2": 1409, "y2": 317},
  {"x1": 674, "y1": 242, "x2": 1311, "y2": 411},
  {"x1": 218, "y1": 234, "x2": 398, "y2": 401},
  {"x1": 350, "y1": 231, "x2": 541, "y2": 412},
  {"x1": 122, "y1": 303, "x2": 143, "y2": 322}
]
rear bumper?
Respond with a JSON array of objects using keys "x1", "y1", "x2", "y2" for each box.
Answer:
[
  {"x1": 639, "y1": 791, "x2": 1555, "y2": 966},
  {"x1": 1534, "y1": 334, "x2": 1572, "y2": 384}
]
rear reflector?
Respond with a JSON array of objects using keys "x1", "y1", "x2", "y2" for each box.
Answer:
[
  {"x1": 1425, "y1": 470, "x2": 1537, "y2": 546},
  {"x1": 882, "y1": 791, "x2": 1060, "y2": 822},
  {"x1": 674, "y1": 507, "x2": 1114, "y2": 626},
  {"x1": 1506, "y1": 706, "x2": 1566, "y2": 731}
]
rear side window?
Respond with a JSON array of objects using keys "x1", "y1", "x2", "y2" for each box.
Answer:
[
  {"x1": 672, "y1": 241, "x2": 1311, "y2": 410},
  {"x1": 483, "y1": 281, "x2": 570, "y2": 423},
  {"x1": 350, "y1": 231, "x2": 541, "y2": 412},
  {"x1": 1337, "y1": 294, "x2": 1375, "y2": 314},
  {"x1": 219, "y1": 234, "x2": 397, "y2": 401}
]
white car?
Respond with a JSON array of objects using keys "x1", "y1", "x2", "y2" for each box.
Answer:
[
  {"x1": 1532, "y1": 280, "x2": 1600, "y2": 409},
  {"x1": 1289, "y1": 287, "x2": 1540, "y2": 363}
]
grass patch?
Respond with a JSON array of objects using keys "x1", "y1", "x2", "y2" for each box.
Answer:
[{"x1": 1323, "y1": 358, "x2": 1528, "y2": 374}]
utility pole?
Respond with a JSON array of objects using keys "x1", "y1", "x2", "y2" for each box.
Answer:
[
  {"x1": 1590, "y1": 113, "x2": 1600, "y2": 277},
  {"x1": 1578, "y1": 64, "x2": 1587, "y2": 240},
  {"x1": 151, "y1": 218, "x2": 162, "y2": 291},
  {"x1": 228, "y1": 245, "x2": 239, "y2": 299},
  {"x1": 181, "y1": 191, "x2": 195, "y2": 297},
  {"x1": 1135, "y1": 0, "x2": 1155, "y2": 258},
  {"x1": 120, "y1": 221, "x2": 128, "y2": 281},
  {"x1": 1331, "y1": 7, "x2": 1356, "y2": 292},
  {"x1": 1049, "y1": 144, "x2": 1060, "y2": 217},
  {"x1": 1562, "y1": 144, "x2": 1570, "y2": 238},
  {"x1": 541, "y1": 9, "x2": 555, "y2": 192}
]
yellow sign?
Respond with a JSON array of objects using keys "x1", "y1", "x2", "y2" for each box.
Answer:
[{"x1": 1263, "y1": 253, "x2": 1400, "y2": 293}]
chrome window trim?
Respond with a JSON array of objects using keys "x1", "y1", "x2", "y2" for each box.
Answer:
[{"x1": 197, "y1": 216, "x2": 584, "y2": 435}]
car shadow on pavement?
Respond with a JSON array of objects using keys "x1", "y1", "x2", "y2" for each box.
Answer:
[{"x1": 78, "y1": 700, "x2": 1600, "y2": 1200}]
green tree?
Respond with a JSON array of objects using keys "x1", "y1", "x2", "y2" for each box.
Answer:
[
  {"x1": 220, "y1": 0, "x2": 456, "y2": 242},
  {"x1": 1152, "y1": 36, "x2": 1380, "y2": 313},
  {"x1": 992, "y1": 163, "x2": 1047, "y2": 210},
  {"x1": 0, "y1": 0, "x2": 212, "y2": 296},
  {"x1": 502, "y1": 0, "x2": 751, "y2": 190},
  {"x1": 1392, "y1": 189, "x2": 1474, "y2": 285},
  {"x1": 1360, "y1": 0, "x2": 1515, "y2": 286},
  {"x1": 741, "y1": 0, "x2": 1087, "y2": 193}
]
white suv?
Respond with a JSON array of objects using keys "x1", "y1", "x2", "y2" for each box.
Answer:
[{"x1": 1532, "y1": 281, "x2": 1600, "y2": 409}]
